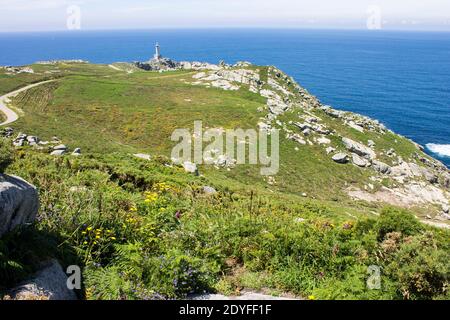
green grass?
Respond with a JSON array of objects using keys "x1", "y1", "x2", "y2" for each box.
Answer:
[
  {"x1": 5, "y1": 62, "x2": 445, "y2": 215},
  {"x1": 0, "y1": 148, "x2": 448, "y2": 300},
  {"x1": 1, "y1": 62, "x2": 449, "y2": 300}
]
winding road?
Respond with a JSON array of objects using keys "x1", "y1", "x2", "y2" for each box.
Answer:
[{"x1": 0, "y1": 80, "x2": 56, "y2": 126}]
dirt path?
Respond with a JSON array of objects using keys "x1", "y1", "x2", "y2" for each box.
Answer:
[{"x1": 0, "y1": 80, "x2": 56, "y2": 126}]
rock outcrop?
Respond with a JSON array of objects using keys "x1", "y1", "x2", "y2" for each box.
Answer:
[
  {"x1": 7, "y1": 260, "x2": 77, "y2": 300},
  {"x1": 342, "y1": 138, "x2": 376, "y2": 160},
  {"x1": 0, "y1": 174, "x2": 39, "y2": 237}
]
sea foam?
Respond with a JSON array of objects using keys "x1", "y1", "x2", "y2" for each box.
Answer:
[{"x1": 426, "y1": 144, "x2": 450, "y2": 158}]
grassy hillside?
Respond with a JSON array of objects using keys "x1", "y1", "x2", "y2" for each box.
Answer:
[
  {"x1": 0, "y1": 142, "x2": 449, "y2": 300},
  {"x1": 6, "y1": 62, "x2": 448, "y2": 214},
  {"x1": 1, "y1": 61, "x2": 449, "y2": 300}
]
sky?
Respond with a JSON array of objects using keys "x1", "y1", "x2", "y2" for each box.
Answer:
[{"x1": 1, "y1": 0, "x2": 450, "y2": 32}]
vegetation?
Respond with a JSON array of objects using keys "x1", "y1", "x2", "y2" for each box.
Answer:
[
  {"x1": 0, "y1": 138, "x2": 14, "y2": 173},
  {"x1": 0, "y1": 149, "x2": 448, "y2": 300},
  {"x1": 4, "y1": 62, "x2": 432, "y2": 209},
  {"x1": 0, "y1": 62, "x2": 449, "y2": 300}
]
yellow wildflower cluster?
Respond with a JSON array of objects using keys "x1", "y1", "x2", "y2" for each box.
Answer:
[
  {"x1": 81, "y1": 226, "x2": 117, "y2": 246},
  {"x1": 144, "y1": 191, "x2": 158, "y2": 204},
  {"x1": 152, "y1": 182, "x2": 172, "y2": 193},
  {"x1": 152, "y1": 181, "x2": 181, "y2": 194},
  {"x1": 122, "y1": 213, "x2": 141, "y2": 230}
]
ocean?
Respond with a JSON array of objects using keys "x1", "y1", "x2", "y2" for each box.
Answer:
[{"x1": 1, "y1": 29, "x2": 449, "y2": 167}]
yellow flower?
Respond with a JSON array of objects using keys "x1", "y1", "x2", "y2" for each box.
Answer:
[
  {"x1": 82, "y1": 231, "x2": 87, "y2": 235},
  {"x1": 83, "y1": 241, "x2": 88, "y2": 245},
  {"x1": 96, "y1": 235, "x2": 101, "y2": 239},
  {"x1": 85, "y1": 287, "x2": 95, "y2": 300},
  {"x1": 87, "y1": 227, "x2": 93, "y2": 231},
  {"x1": 308, "y1": 295, "x2": 316, "y2": 300},
  {"x1": 111, "y1": 237, "x2": 117, "y2": 240},
  {"x1": 144, "y1": 192, "x2": 158, "y2": 204}
]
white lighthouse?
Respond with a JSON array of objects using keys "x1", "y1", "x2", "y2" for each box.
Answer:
[{"x1": 154, "y1": 42, "x2": 162, "y2": 60}]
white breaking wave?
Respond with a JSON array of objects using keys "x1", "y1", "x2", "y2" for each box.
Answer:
[{"x1": 426, "y1": 143, "x2": 450, "y2": 158}]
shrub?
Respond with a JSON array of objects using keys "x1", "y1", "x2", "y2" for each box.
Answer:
[
  {"x1": 376, "y1": 207, "x2": 424, "y2": 240},
  {"x1": 0, "y1": 138, "x2": 14, "y2": 173},
  {"x1": 382, "y1": 232, "x2": 450, "y2": 299}
]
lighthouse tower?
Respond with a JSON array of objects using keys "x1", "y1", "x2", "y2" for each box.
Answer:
[{"x1": 154, "y1": 42, "x2": 162, "y2": 60}]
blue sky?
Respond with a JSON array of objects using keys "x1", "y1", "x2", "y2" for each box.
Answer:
[{"x1": 1, "y1": 0, "x2": 450, "y2": 32}]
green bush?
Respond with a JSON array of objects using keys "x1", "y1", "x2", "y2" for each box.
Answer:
[
  {"x1": 0, "y1": 138, "x2": 14, "y2": 173},
  {"x1": 376, "y1": 207, "x2": 424, "y2": 240},
  {"x1": 382, "y1": 231, "x2": 450, "y2": 300}
]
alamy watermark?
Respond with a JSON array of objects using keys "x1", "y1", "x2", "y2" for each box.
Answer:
[
  {"x1": 171, "y1": 121, "x2": 280, "y2": 176},
  {"x1": 67, "y1": 5, "x2": 81, "y2": 30},
  {"x1": 66, "y1": 265, "x2": 81, "y2": 290},
  {"x1": 367, "y1": 5, "x2": 382, "y2": 30},
  {"x1": 367, "y1": 265, "x2": 381, "y2": 290}
]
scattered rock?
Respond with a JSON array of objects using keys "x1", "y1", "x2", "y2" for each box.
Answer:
[
  {"x1": 372, "y1": 160, "x2": 392, "y2": 175},
  {"x1": 214, "y1": 155, "x2": 236, "y2": 168},
  {"x1": 352, "y1": 153, "x2": 369, "y2": 167},
  {"x1": 50, "y1": 144, "x2": 68, "y2": 156},
  {"x1": 347, "y1": 121, "x2": 364, "y2": 133},
  {"x1": 1, "y1": 127, "x2": 14, "y2": 137},
  {"x1": 202, "y1": 186, "x2": 217, "y2": 195},
  {"x1": 442, "y1": 173, "x2": 450, "y2": 189},
  {"x1": 26, "y1": 136, "x2": 39, "y2": 146},
  {"x1": 387, "y1": 148, "x2": 396, "y2": 156},
  {"x1": 316, "y1": 137, "x2": 331, "y2": 145},
  {"x1": 287, "y1": 133, "x2": 306, "y2": 145},
  {"x1": 53, "y1": 144, "x2": 68, "y2": 151},
  {"x1": 71, "y1": 148, "x2": 81, "y2": 156},
  {"x1": 266, "y1": 176, "x2": 276, "y2": 185},
  {"x1": 326, "y1": 147, "x2": 336, "y2": 154},
  {"x1": 0, "y1": 174, "x2": 39, "y2": 237},
  {"x1": 332, "y1": 153, "x2": 349, "y2": 164},
  {"x1": 133, "y1": 153, "x2": 151, "y2": 161},
  {"x1": 50, "y1": 150, "x2": 66, "y2": 156},
  {"x1": 4, "y1": 66, "x2": 34, "y2": 74},
  {"x1": 342, "y1": 138, "x2": 376, "y2": 160},
  {"x1": 424, "y1": 171, "x2": 438, "y2": 184},
  {"x1": 442, "y1": 204, "x2": 449, "y2": 214},
  {"x1": 182, "y1": 161, "x2": 198, "y2": 175},
  {"x1": 13, "y1": 139, "x2": 25, "y2": 147},
  {"x1": 437, "y1": 213, "x2": 450, "y2": 221}
]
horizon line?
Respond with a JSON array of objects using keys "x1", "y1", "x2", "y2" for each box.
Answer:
[{"x1": 2, "y1": 26, "x2": 450, "y2": 34}]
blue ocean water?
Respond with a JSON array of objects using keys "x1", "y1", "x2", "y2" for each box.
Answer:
[{"x1": 1, "y1": 29, "x2": 449, "y2": 166}]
